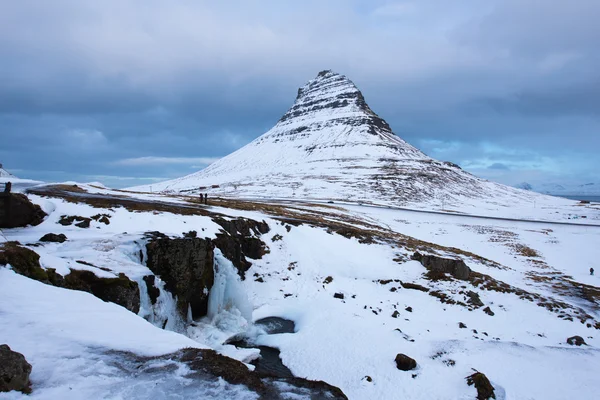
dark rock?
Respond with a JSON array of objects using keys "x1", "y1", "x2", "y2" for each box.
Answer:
[
  {"x1": 363, "y1": 375, "x2": 373, "y2": 382},
  {"x1": 567, "y1": 335, "x2": 586, "y2": 346},
  {"x1": 91, "y1": 214, "x2": 111, "y2": 225},
  {"x1": 143, "y1": 275, "x2": 161, "y2": 305},
  {"x1": 176, "y1": 348, "x2": 348, "y2": 399},
  {"x1": 392, "y1": 311, "x2": 400, "y2": 318},
  {"x1": 0, "y1": 193, "x2": 46, "y2": 228},
  {"x1": 1, "y1": 242, "x2": 140, "y2": 313},
  {"x1": 401, "y1": 282, "x2": 429, "y2": 292},
  {"x1": 58, "y1": 215, "x2": 91, "y2": 228},
  {"x1": 75, "y1": 219, "x2": 91, "y2": 228},
  {"x1": 412, "y1": 252, "x2": 471, "y2": 280},
  {"x1": 0, "y1": 242, "x2": 49, "y2": 282},
  {"x1": 459, "y1": 322, "x2": 467, "y2": 329},
  {"x1": 405, "y1": 306, "x2": 413, "y2": 312},
  {"x1": 271, "y1": 234, "x2": 283, "y2": 242},
  {"x1": 255, "y1": 317, "x2": 296, "y2": 334},
  {"x1": 146, "y1": 236, "x2": 214, "y2": 319},
  {"x1": 0, "y1": 345, "x2": 32, "y2": 394},
  {"x1": 183, "y1": 230, "x2": 197, "y2": 238},
  {"x1": 212, "y1": 217, "x2": 270, "y2": 279},
  {"x1": 39, "y1": 233, "x2": 67, "y2": 243},
  {"x1": 395, "y1": 353, "x2": 417, "y2": 371},
  {"x1": 466, "y1": 291, "x2": 484, "y2": 307},
  {"x1": 334, "y1": 292, "x2": 345, "y2": 299},
  {"x1": 323, "y1": 276, "x2": 333, "y2": 284},
  {"x1": 63, "y1": 270, "x2": 140, "y2": 313},
  {"x1": 483, "y1": 306, "x2": 495, "y2": 316},
  {"x1": 466, "y1": 371, "x2": 496, "y2": 400}
]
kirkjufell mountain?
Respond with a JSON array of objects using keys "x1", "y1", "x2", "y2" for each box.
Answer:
[{"x1": 133, "y1": 70, "x2": 565, "y2": 214}]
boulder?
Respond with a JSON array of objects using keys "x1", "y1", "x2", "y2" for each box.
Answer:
[
  {"x1": 466, "y1": 371, "x2": 496, "y2": 400},
  {"x1": 0, "y1": 193, "x2": 46, "y2": 228},
  {"x1": 334, "y1": 292, "x2": 345, "y2": 299},
  {"x1": 395, "y1": 354, "x2": 417, "y2": 371},
  {"x1": 566, "y1": 336, "x2": 586, "y2": 346},
  {"x1": 466, "y1": 291, "x2": 484, "y2": 307},
  {"x1": 411, "y1": 252, "x2": 471, "y2": 280},
  {"x1": 146, "y1": 236, "x2": 214, "y2": 319},
  {"x1": 39, "y1": 233, "x2": 67, "y2": 243},
  {"x1": 0, "y1": 344, "x2": 32, "y2": 394},
  {"x1": 459, "y1": 322, "x2": 467, "y2": 329},
  {"x1": 483, "y1": 306, "x2": 495, "y2": 316}
]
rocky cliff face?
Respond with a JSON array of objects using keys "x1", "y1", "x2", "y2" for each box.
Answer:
[{"x1": 145, "y1": 235, "x2": 215, "y2": 319}]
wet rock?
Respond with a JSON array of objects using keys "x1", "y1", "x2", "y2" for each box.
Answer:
[
  {"x1": 255, "y1": 317, "x2": 296, "y2": 334},
  {"x1": 0, "y1": 193, "x2": 46, "y2": 228},
  {"x1": 395, "y1": 354, "x2": 417, "y2": 371},
  {"x1": 212, "y1": 217, "x2": 270, "y2": 279},
  {"x1": 466, "y1": 291, "x2": 484, "y2": 307},
  {"x1": 466, "y1": 371, "x2": 496, "y2": 400},
  {"x1": 483, "y1": 306, "x2": 495, "y2": 316},
  {"x1": 39, "y1": 233, "x2": 67, "y2": 243},
  {"x1": 411, "y1": 252, "x2": 471, "y2": 280},
  {"x1": 142, "y1": 275, "x2": 161, "y2": 305},
  {"x1": 334, "y1": 292, "x2": 345, "y2": 299},
  {"x1": 567, "y1": 336, "x2": 586, "y2": 346},
  {"x1": 146, "y1": 236, "x2": 214, "y2": 319},
  {"x1": 175, "y1": 348, "x2": 348, "y2": 399},
  {"x1": 0, "y1": 345, "x2": 32, "y2": 394}
]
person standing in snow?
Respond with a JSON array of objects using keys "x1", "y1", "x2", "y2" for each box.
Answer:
[{"x1": 591, "y1": 267, "x2": 595, "y2": 276}]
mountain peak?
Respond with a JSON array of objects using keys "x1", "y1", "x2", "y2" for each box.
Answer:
[{"x1": 277, "y1": 70, "x2": 393, "y2": 139}]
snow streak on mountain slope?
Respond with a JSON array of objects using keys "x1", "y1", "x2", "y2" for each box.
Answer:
[
  {"x1": 0, "y1": 166, "x2": 15, "y2": 178},
  {"x1": 132, "y1": 71, "x2": 576, "y2": 218}
]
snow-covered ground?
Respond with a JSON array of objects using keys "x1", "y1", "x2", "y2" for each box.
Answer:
[{"x1": 1, "y1": 185, "x2": 599, "y2": 399}]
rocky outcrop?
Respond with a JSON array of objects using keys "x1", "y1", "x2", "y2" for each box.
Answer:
[
  {"x1": 39, "y1": 233, "x2": 67, "y2": 243},
  {"x1": 0, "y1": 242, "x2": 140, "y2": 313},
  {"x1": 174, "y1": 348, "x2": 347, "y2": 399},
  {"x1": 395, "y1": 353, "x2": 417, "y2": 371},
  {"x1": 145, "y1": 236, "x2": 214, "y2": 319},
  {"x1": 466, "y1": 290, "x2": 484, "y2": 308},
  {"x1": 466, "y1": 371, "x2": 496, "y2": 400},
  {"x1": 566, "y1": 335, "x2": 586, "y2": 346},
  {"x1": 63, "y1": 270, "x2": 140, "y2": 313},
  {"x1": 0, "y1": 193, "x2": 46, "y2": 228},
  {"x1": 212, "y1": 217, "x2": 269, "y2": 279},
  {"x1": 412, "y1": 252, "x2": 471, "y2": 280},
  {"x1": 58, "y1": 215, "x2": 91, "y2": 228},
  {"x1": 0, "y1": 344, "x2": 32, "y2": 394}
]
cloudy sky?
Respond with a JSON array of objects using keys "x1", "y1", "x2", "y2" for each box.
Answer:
[{"x1": 1, "y1": 0, "x2": 598, "y2": 188}]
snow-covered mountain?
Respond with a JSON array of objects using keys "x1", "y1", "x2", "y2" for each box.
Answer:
[
  {"x1": 517, "y1": 182, "x2": 600, "y2": 196},
  {"x1": 0, "y1": 164, "x2": 15, "y2": 178},
  {"x1": 132, "y1": 70, "x2": 571, "y2": 217}
]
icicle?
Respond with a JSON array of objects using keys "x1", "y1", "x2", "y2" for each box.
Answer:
[
  {"x1": 187, "y1": 303, "x2": 193, "y2": 323},
  {"x1": 207, "y1": 249, "x2": 253, "y2": 325}
]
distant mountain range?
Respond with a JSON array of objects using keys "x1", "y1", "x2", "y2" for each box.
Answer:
[{"x1": 515, "y1": 182, "x2": 600, "y2": 196}]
